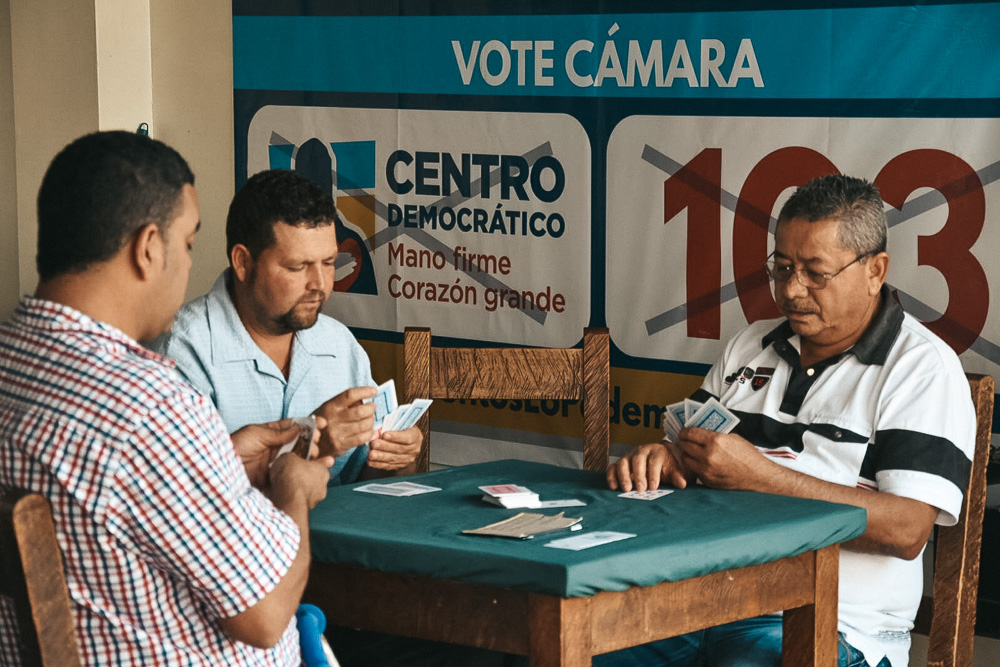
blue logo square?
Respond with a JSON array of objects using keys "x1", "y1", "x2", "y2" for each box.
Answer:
[{"x1": 331, "y1": 140, "x2": 376, "y2": 190}]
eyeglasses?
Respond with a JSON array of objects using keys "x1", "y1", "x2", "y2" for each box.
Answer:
[{"x1": 763, "y1": 252, "x2": 870, "y2": 290}]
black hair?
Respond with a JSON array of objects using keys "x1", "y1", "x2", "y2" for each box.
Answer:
[
  {"x1": 36, "y1": 130, "x2": 194, "y2": 281},
  {"x1": 226, "y1": 169, "x2": 338, "y2": 260},
  {"x1": 778, "y1": 174, "x2": 887, "y2": 255}
]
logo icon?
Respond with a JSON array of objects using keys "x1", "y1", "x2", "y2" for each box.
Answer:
[{"x1": 267, "y1": 135, "x2": 378, "y2": 295}]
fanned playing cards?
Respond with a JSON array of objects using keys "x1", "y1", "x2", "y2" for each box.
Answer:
[
  {"x1": 365, "y1": 379, "x2": 433, "y2": 433},
  {"x1": 661, "y1": 397, "x2": 739, "y2": 441}
]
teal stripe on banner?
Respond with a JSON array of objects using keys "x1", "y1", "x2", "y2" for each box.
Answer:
[{"x1": 233, "y1": 5, "x2": 1000, "y2": 99}]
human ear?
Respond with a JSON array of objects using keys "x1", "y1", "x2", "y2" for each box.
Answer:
[
  {"x1": 231, "y1": 244, "x2": 253, "y2": 283},
  {"x1": 867, "y1": 252, "x2": 890, "y2": 295},
  {"x1": 131, "y1": 223, "x2": 163, "y2": 280}
]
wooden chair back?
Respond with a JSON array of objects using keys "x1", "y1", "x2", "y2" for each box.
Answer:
[
  {"x1": 913, "y1": 373, "x2": 994, "y2": 667},
  {"x1": 0, "y1": 488, "x2": 81, "y2": 667},
  {"x1": 404, "y1": 327, "x2": 610, "y2": 472}
]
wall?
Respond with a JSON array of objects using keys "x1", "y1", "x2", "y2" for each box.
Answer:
[
  {"x1": 0, "y1": 0, "x2": 17, "y2": 321},
  {"x1": 0, "y1": 0, "x2": 234, "y2": 321},
  {"x1": 149, "y1": 0, "x2": 234, "y2": 296}
]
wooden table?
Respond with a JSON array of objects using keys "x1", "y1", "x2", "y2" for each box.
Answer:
[{"x1": 304, "y1": 460, "x2": 864, "y2": 666}]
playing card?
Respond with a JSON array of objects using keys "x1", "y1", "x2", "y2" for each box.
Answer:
[
  {"x1": 544, "y1": 531, "x2": 636, "y2": 551},
  {"x1": 538, "y1": 499, "x2": 587, "y2": 508},
  {"x1": 687, "y1": 397, "x2": 740, "y2": 433},
  {"x1": 366, "y1": 379, "x2": 398, "y2": 427},
  {"x1": 380, "y1": 481, "x2": 441, "y2": 495},
  {"x1": 271, "y1": 415, "x2": 317, "y2": 467},
  {"x1": 683, "y1": 398, "x2": 704, "y2": 422},
  {"x1": 353, "y1": 482, "x2": 418, "y2": 496},
  {"x1": 665, "y1": 401, "x2": 686, "y2": 428},
  {"x1": 387, "y1": 398, "x2": 432, "y2": 431},
  {"x1": 662, "y1": 403, "x2": 684, "y2": 441},
  {"x1": 619, "y1": 489, "x2": 674, "y2": 500}
]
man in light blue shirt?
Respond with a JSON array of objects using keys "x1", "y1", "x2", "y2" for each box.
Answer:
[{"x1": 153, "y1": 169, "x2": 421, "y2": 484}]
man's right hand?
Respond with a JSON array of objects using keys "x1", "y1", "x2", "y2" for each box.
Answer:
[
  {"x1": 607, "y1": 442, "x2": 690, "y2": 492},
  {"x1": 267, "y1": 453, "x2": 334, "y2": 511},
  {"x1": 313, "y1": 386, "x2": 377, "y2": 458}
]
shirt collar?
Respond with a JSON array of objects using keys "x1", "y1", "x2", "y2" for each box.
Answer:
[
  {"x1": 206, "y1": 270, "x2": 337, "y2": 367},
  {"x1": 761, "y1": 284, "x2": 903, "y2": 366},
  {"x1": 15, "y1": 296, "x2": 169, "y2": 364}
]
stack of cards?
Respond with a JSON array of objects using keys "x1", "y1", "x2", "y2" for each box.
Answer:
[
  {"x1": 479, "y1": 484, "x2": 541, "y2": 509},
  {"x1": 462, "y1": 511, "x2": 581, "y2": 539},
  {"x1": 662, "y1": 397, "x2": 740, "y2": 441},
  {"x1": 366, "y1": 379, "x2": 434, "y2": 434}
]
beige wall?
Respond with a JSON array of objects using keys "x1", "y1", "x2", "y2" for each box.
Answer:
[
  {"x1": 0, "y1": 0, "x2": 17, "y2": 321},
  {"x1": 0, "y1": 0, "x2": 233, "y2": 322},
  {"x1": 149, "y1": 0, "x2": 234, "y2": 296}
]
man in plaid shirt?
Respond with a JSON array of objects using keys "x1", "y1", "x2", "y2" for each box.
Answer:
[{"x1": 0, "y1": 131, "x2": 333, "y2": 665}]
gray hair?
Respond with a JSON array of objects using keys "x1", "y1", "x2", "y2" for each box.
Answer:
[{"x1": 778, "y1": 174, "x2": 887, "y2": 256}]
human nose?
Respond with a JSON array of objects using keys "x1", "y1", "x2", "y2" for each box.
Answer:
[
  {"x1": 306, "y1": 264, "x2": 327, "y2": 292},
  {"x1": 780, "y1": 269, "x2": 810, "y2": 298}
]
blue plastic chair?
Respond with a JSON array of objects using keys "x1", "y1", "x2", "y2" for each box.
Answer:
[{"x1": 297, "y1": 604, "x2": 340, "y2": 667}]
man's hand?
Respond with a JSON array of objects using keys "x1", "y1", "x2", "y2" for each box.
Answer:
[
  {"x1": 676, "y1": 427, "x2": 777, "y2": 491},
  {"x1": 267, "y1": 452, "x2": 334, "y2": 511},
  {"x1": 607, "y1": 442, "x2": 690, "y2": 492},
  {"x1": 367, "y1": 426, "x2": 423, "y2": 471},
  {"x1": 231, "y1": 417, "x2": 326, "y2": 488},
  {"x1": 314, "y1": 386, "x2": 377, "y2": 458}
]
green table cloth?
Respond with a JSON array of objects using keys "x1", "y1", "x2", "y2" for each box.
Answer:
[{"x1": 309, "y1": 459, "x2": 866, "y2": 598}]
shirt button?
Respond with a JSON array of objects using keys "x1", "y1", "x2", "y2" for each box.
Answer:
[
  {"x1": 806, "y1": 368, "x2": 815, "y2": 377},
  {"x1": 834, "y1": 430, "x2": 842, "y2": 439}
]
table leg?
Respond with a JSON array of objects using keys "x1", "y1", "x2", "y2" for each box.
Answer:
[
  {"x1": 782, "y1": 544, "x2": 840, "y2": 667},
  {"x1": 528, "y1": 594, "x2": 594, "y2": 666}
]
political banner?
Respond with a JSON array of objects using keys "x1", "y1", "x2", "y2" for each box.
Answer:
[{"x1": 234, "y1": 1, "x2": 1000, "y2": 465}]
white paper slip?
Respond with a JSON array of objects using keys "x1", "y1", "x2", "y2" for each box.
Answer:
[
  {"x1": 619, "y1": 489, "x2": 674, "y2": 500},
  {"x1": 538, "y1": 499, "x2": 587, "y2": 508},
  {"x1": 544, "y1": 531, "x2": 637, "y2": 551}
]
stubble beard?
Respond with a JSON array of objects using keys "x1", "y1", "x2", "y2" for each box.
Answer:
[{"x1": 272, "y1": 292, "x2": 327, "y2": 334}]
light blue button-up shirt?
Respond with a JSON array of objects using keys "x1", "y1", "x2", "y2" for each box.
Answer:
[{"x1": 152, "y1": 270, "x2": 371, "y2": 484}]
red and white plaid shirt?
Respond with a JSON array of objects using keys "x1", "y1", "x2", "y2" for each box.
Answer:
[{"x1": 0, "y1": 298, "x2": 301, "y2": 666}]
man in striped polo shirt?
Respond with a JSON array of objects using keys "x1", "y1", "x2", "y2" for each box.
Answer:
[
  {"x1": 0, "y1": 131, "x2": 334, "y2": 665},
  {"x1": 606, "y1": 175, "x2": 975, "y2": 667}
]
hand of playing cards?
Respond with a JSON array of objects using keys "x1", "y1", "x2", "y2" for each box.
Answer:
[
  {"x1": 270, "y1": 415, "x2": 317, "y2": 467},
  {"x1": 366, "y1": 379, "x2": 433, "y2": 435},
  {"x1": 662, "y1": 397, "x2": 740, "y2": 441}
]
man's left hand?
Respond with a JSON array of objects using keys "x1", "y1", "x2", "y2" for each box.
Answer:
[
  {"x1": 676, "y1": 427, "x2": 777, "y2": 491},
  {"x1": 367, "y1": 426, "x2": 423, "y2": 471},
  {"x1": 231, "y1": 417, "x2": 326, "y2": 488}
]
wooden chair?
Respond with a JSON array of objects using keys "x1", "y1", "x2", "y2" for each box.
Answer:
[
  {"x1": 912, "y1": 373, "x2": 994, "y2": 667},
  {"x1": 403, "y1": 327, "x2": 610, "y2": 473},
  {"x1": 0, "y1": 488, "x2": 81, "y2": 667}
]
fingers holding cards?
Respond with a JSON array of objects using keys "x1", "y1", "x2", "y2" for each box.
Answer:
[{"x1": 662, "y1": 397, "x2": 739, "y2": 441}]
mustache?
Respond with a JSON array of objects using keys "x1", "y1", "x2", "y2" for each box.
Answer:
[
  {"x1": 779, "y1": 299, "x2": 818, "y2": 314},
  {"x1": 297, "y1": 290, "x2": 328, "y2": 306}
]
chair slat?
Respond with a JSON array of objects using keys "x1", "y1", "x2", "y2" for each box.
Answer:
[
  {"x1": 406, "y1": 327, "x2": 610, "y2": 472},
  {"x1": 917, "y1": 373, "x2": 993, "y2": 667}
]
